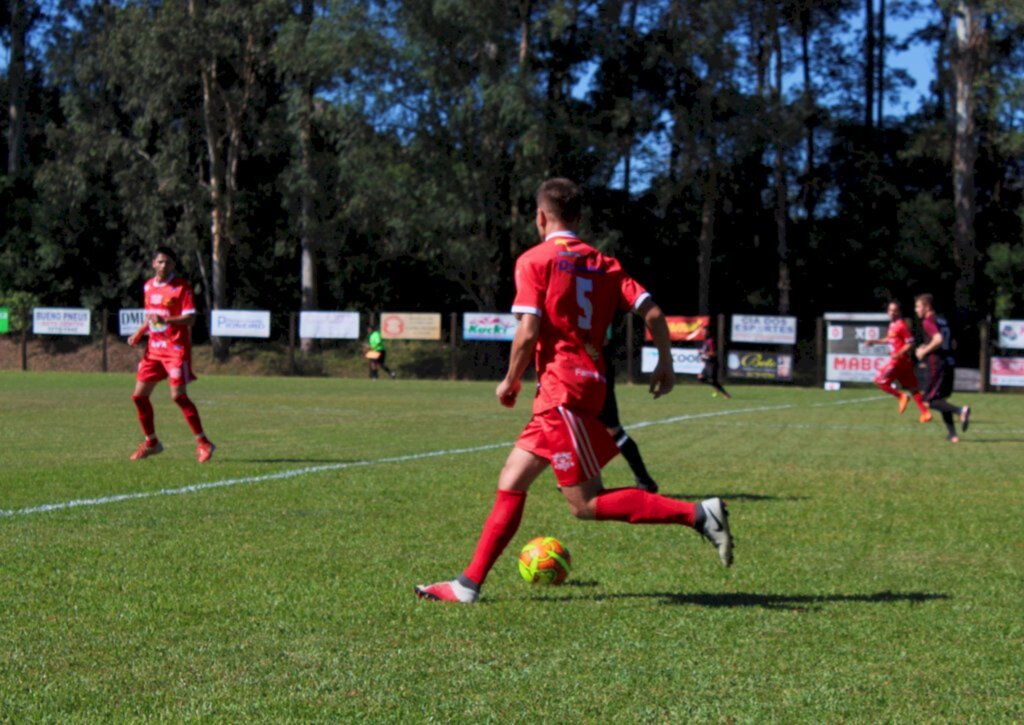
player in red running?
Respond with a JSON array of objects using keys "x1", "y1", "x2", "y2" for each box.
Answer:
[
  {"x1": 874, "y1": 300, "x2": 930, "y2": 421},
  {"x1": 127, "y1": 246, "x2": 216, "y2": 463},
  {"x1": 414, "y1": 178, "x2": 733, "y2": 604}
]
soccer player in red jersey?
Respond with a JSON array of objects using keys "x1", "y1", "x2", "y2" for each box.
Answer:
[
  {"x1": 914, "y1": 294, "x2": 971, "y2": 443},
  {"x1": 415, "y1": 178, "x2": 733, "y2": 604},
  {"x1": 126, "y1": 247, "x2": 216, "y2": 463},
  {"x1": 874, "y1": 300, "x2": 929, "y2": 420}
]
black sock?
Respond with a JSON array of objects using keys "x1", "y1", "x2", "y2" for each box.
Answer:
[
  {"x1": 618, "y1": 435, "x2": 655, "y2": 486},
  {"x1": 929, "y1": 399, "x2": 959, "y2": 414},
  {"x1": 941, "y1": 411, "x2": 956, "y2": 437}
]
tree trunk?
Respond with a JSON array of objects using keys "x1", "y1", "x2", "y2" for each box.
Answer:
[
  {"x1": 697, "y1": 160, "x2": 718, "y2": 316},
  {"x1": 864, "y1": 0, "x2": 875, "y2": 131},
  {"x1": 199, "y1": 58, "x2": 232, "y2": 362},
  {"x1": 771, "y1": 0, "x2": 790, "y2": 314},
  {"x1": 7, "y1": 0, "x2": 27, "y2": 174},
  {"x1": 876, "y1": 0, "x2": 885, "y2": 129},
  {"x1": 799, "y1": 5, "x2": 818, "y2": 224},
  {"x1": 298, "y1": 0, "x2": 317, "y2": 355},
  {"x1": 950, "y1": 1, "x2": 985, "y2": 317}
]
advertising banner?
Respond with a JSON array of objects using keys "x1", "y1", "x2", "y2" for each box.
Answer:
[
  {"x1": 381, "y1": 312, "x2": 441, "y2": 340},
  {"x1": 119, "y1": 309, "x2": 146, "y2": 336},
  {"x1": 33, "y1": 307, "x2": 91, "y2": 336},
  {"x1": 997, "y1": 319, "x2": 1024, "y2": 350},
  {"x1": 730, "y1": 314, "x2": 798, "y2": 345},
  {"x1": 990, "y1": 356, "x2": 1024, "y2": 387},
  {"x1": 640, "y1": 346, "x2": 703, "y2": 375},
  {"x1": 645, "y1": 316, "x2": 709, "y2": 342},
  {"x1": 0, "y1": 308, "x2": 8, "y2": 334},
  {"x1": 824, "y1": 312, "x2": 889, "y2": 382},
  {"x1": 299, "y1": 311, "x2": 360, "y2": 340},
  {"x1": 727, "y1": 350, "x2": 794, "y2": 381},
  {"x1": 210, "y1": 310, "x2": 271, "y2": 338},
  {"x1": 463, "y1": 312, "x2": 518, "y2": 342}
]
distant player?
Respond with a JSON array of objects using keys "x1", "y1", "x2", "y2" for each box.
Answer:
[
  {"x1": 599, "y1": 332, "x2": 659, "y2": 492},
  {"x1": 126, "y1": 247, "x2": 216, "y2": 462},
  {"x1": 366, "y1": 325, "x2": 396, "y2": 380},
  {"x1": 414, "y1": 178, "x2": 732, "y2": 604},
  {"x1": 874, "y1": 300, "x2": 930, "y2": 421},
  {"x1": 696, "y1": 330, "x2": 730, "y2": 399},
  {"x1": 914, "y1": 294, "x2": 971, "y2": 443}
]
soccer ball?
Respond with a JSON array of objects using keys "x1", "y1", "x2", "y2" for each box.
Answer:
[{"x1": 518, "y1": 536, "x2": 571, "y2": 585}]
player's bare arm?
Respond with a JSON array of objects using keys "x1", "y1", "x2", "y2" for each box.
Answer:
[
  {"x1": 637, "y1": 298, "x2": 674, "y2": 399},
  {"x1": 497, "y1": 312, "x2": 540, "y2": 407},
  {"x1": 127, "y1": 321, "x2": 149, "y2": 347},
  {"x1": 916, "y1": 331, "x2": 943, "y2": 360}
]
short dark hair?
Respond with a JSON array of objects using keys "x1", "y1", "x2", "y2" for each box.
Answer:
[
  {"x1": 888, "y1": 299, "x2": 902, "y2": 310},
  {"x1": 153, "y1": 245, "x2": 180, "y2": 267},
  {"x1": 537, "y1": 178, "x2": 583, "y2": 223},
  {"x1": 914, "y1": 293, "x2": 934, "y2": 308}
]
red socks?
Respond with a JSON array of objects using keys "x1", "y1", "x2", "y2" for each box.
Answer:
[
  {"x1": 594, "y1": 488, "x2": 697, "y2": 526},
  {"x1": 132, "y1": 395, "x2": 156, "y2": 437},
  {"x1": 463, "y1": 490, "x2": 527, "y2": 586},
  {"x1": 173, "y1": 393, "x2": 205, "y2": 438},
  {"x1": 874, "y1": 380, "x2": 901, "y2": 398},
  {"x1": 912, "y1": 391, "x2": 928, "y2": 413}
]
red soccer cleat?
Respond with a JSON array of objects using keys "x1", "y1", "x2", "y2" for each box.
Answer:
[
  {"x1": 130, "y1": 440, "x2": 164, "y2": 461},
  {"x1": 196, "y1": 439, "x2": 216, "y2": 464},
  {"x1": 898, "y1": 393, "x2": 909, "y2": 414}
]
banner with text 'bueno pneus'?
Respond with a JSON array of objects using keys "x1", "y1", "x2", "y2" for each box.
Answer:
[
  {"x1": 824, "y1": 312, "x2": 889, "y2": 383},
  {"x1": 33, "y1": 308, "x2": 91, "y2": 336}
]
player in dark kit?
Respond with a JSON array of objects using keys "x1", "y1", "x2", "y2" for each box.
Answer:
[
  {"x1": 598, "y1": 334, "x2": 659, "y2": 493},
  {"x1": 874, "y1": 300, "x2": 930, "y2": 421},
  {"x1": 414, "y1": 178, "x2": 733, "y2": 604},
  {"x1": 914, "y1": 294, "x2": 971, "y2": 443},
  {"x1": 697, "y1": 332, "x2": 730, "y2": 399}
]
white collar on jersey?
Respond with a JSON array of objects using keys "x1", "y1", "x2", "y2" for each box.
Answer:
[
  {"x1": 151, "y1": 273, "x2": 177, "y2": 287},
  {"x1": 544, "y1": 230, "x2": 579, "y2": 243}
]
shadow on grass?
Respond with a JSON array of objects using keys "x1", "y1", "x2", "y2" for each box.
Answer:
[
  {"x1": 961, "y1": 439, "x2": 1024, "y2": 444},
  {"x1": 529, "y1": 590, "x2": 950, "y2": 611},
  {"x1": 663, "y1": 492, "x2": 808, "y2": 502}
]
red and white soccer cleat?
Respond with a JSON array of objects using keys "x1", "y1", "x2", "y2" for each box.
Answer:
[
  {"x1": 130, "y1": 440, "x2": 164, "y2": 461},
  {"x1": 196, "y1": 439, "x2": 216, "y2": 464},
  {"x1": 414, "y1": 579, "x2": 479, "y2": 604}
]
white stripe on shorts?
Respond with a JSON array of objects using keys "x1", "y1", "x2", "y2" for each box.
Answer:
[{"x1": 557, "y1": 406, "x2": 600, "y2": 480}]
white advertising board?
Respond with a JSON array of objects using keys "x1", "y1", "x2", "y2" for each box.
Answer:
[
  {"x1": 33, "y1": 307, "x2": 91, "y2": 336},
  {"x1": 641, "y1": 346, "x2": 703, "y2": 375},
  {"x1": 210, "y1": 310, "x2": 271, "y2": 338},
  {"x1": 730, "y1": 314, "x2": 797, "y2": 345},
  {"x1": 299, "y1": 311, "x2": 360, "y2": 340},
  {"x1": 119, "y1": 309, "x2": 146, "y2": 336},
  {"x1": 997, "y1": 320, "x2": 1024, "y2": 350},
  {"x1": 990, "y1": 356, "x2": 1024, "y2": 387},
  {"x1": 380, "y1": 312, "x2": 442, "y2": 340},
  {"x1": 463, "y1": 313, "x2": 518, "y2": 341}
]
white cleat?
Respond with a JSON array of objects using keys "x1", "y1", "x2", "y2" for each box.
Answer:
[{"x1": 699, "y1": 497, "x2": 734, "y2": 567}]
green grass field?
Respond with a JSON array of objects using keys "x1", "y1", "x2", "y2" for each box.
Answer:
[{"x1": 1, "y1": 371, "x2": 1021, "y2": 721}]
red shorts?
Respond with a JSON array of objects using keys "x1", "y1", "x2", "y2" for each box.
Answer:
[
  {"x1": 137, "y1": 354, "x2": 197, "y2": 387},
  {"x1": 875, "y1": 357, "x2": 918, "y2": 390},
  {"x1": 516, "y1": 406, "x2": 619, "y2": 487}
]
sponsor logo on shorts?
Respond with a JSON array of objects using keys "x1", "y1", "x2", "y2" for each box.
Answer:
[{"x1": 552, "y1": 452, "x2": 575, "y2": 472}]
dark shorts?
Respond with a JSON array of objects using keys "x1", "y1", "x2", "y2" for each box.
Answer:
[
  {"x1": 597, "y1": 358, "x2": 620, "y2": 429},
  {"x1": 699, "y1": 359, "x2": 718, "y2": 380},
  {"x1": 922, "y1": 357, "x2": 954, "y2": 402}
]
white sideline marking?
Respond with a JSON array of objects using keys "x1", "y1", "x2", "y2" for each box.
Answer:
[{"x1": 0, "y1": 395, "x2": 884, "y2": 519}]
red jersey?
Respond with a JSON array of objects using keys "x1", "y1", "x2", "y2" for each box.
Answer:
[
  {"x1": 512, "y1": 231, "x2": 649, "y2": 416},
  {"x1": 143, "y1": 274, "x2": 196, "y2": 361},
  {"x1": 885, "y1": 317, "x2": 914, "y2": 358}
]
